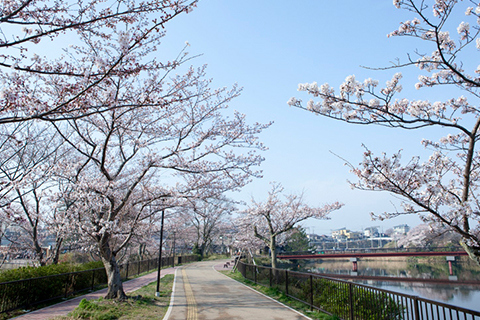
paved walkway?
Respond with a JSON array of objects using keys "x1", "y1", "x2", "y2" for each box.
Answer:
[
  {"x1": 166, "y1": 260, "x2": 311, "y2": 320},
  {"x1": 12, "y1": 267, "x2": 176, "y2": 320},
  {"x1": 10, "y1": 261, "x2": 312, "y2": 320}
]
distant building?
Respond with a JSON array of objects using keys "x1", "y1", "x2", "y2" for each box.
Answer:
[
  {"x1": 307, "y1": 234, "x2": 322, "y2": 242},
  {"x1": 331, "y1": 227, "x2": 349, "y2": 240},
  {"x1": 364, "y1": 226, "x2": 379, "y2": 238},
  {"x1": 345, "y1": 231, "x2": 363, "y2": 240},
  {"x1": 393, "y1": 224, "x2": 410, "y2": 235}
]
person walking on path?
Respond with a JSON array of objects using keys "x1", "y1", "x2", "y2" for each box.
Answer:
[
  {"x1": 166, "y1": 260, "x2": 311, "y2": 320},
  {"x1": 11, "y1": 267, "x2": 177, "y2": 320}
]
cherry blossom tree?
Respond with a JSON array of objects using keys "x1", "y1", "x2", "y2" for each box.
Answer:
[
  {"x1": 396, "y1": 224, "x2": 432, "y2": 248},
  {"x1": 0, "y1": 0, "x2": 199, "y2": 269},
  {"x1": 0, "y1": 123, "x2": 38, "y2": 206},
  {"x1": 396, "y1": 223, "x2": 462, "y2": 248},
  {"x1": 288, "y1": 0, "x2": 480, "y2": 265},
  {"x1": 0, "y1": 123, "x2": 68, "y2": 266},
  {"x1": 0, "y1": 0, "x2": 197, "y2": 124},
  {"x1": 237, "y1": 182, "x2": 342, "y2": 268},
  {"x1": 175, "y1": 197, "x2": 235, "y2": 258},
  {"x1": 51, "y1": 61, "x2": 270, "y2": 298},
  {"x1": 162, "y1": 212, "x2": 197, "y2": 254}
]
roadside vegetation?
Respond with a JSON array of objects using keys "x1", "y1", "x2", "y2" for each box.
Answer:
[{"x1": 0, "y1": 261, "x2": 104, "y2": 283}]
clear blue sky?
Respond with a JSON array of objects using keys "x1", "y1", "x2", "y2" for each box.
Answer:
[{"x1": 159, "y1": 1, "x2": 471, "y2": 234}]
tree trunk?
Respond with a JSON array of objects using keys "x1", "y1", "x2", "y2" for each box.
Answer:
[
  {"x1": 270, "y1": 235, "x2": 277, "y2": 269},
  {"x1": 33, "y1": 241, "x2": 45, "y2": 266},
  {"x1": 99, "y1": 236, "x2": 127, "y2": 300},
  {"x1": 460, "y1": 240, "x2": 480, "y2": 267},
  {"x1": 51, "y1": 238, "x2": 63, "y2": 265}
]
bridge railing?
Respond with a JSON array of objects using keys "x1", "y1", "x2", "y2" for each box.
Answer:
[
  {"x1": 282, "y1": 246, "x2": 463, "y2": 256},
  {"x1": 237, "y1": 261, "x2": 480, "y2": 320}
]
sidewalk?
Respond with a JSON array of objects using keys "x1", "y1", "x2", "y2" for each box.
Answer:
[
  {"x1": 12, "y1": 267, "x2": 176, "y2": 320},
  {"x1": 165, "y1": 260, "x2": 312, "y2": 320}
]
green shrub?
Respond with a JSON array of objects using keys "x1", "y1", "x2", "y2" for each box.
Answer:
[
  {"x1": 0, "y1": 261, "x2": 103, "y2": 283},
  {"x1": 0, "y1": 261, "x2": 105, "y2": 313},
  {"x1": 297, "y1": 278, "x2": 404, "y2": 320}
]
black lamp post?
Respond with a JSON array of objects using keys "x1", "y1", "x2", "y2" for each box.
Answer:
[
  {"x1": 155, "y1": 209, "x2": 165, "y2": 297},
  {"x1": 172, "y1": 231, "x2": 176, "y2": 268}
]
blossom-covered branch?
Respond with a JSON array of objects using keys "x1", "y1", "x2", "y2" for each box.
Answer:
[{"x1": 289, "y1": 0, "x2": 480, "y2": 265}]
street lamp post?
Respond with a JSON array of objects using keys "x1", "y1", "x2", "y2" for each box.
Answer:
[
  {"x1": 155, "y1": 209, "x2": 165, "y2": 297},
  {"x1": 172, "y1": 231, "x2": 176, "y2": 268}
]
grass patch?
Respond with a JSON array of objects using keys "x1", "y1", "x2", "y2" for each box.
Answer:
[
  {"x1": 56, "y1": 274, "x2": 174, "y2": 320},
  {"x1": 220, "y1": 270, "x2": 339, "y2": 320}
]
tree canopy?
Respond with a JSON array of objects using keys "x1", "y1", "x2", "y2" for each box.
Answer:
[{"x1": 289, "y1": 0, "x2": 480, "y2": 265}]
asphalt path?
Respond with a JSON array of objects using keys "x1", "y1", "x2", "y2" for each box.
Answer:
[{"x1": 166, "y1": 260, "x2": 311, "y2": 320}]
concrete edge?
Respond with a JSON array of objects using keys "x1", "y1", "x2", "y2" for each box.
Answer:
[
  {"x1": 212, "y1": 263, "x2": 313, "y2": 320},
  {"x1": 162, "y1": 267, "x2": 179, "y2": 320}
]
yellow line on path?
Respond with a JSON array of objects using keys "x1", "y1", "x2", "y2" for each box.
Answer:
[{"x1": 182, "y1": 269, "x2": 198, "y2": 320}]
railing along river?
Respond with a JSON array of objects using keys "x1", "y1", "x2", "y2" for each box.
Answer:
[{"x1": 237, "y1": 260, "x2": 480, "y2": 320}]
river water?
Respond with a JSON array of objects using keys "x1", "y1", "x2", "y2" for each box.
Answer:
[{"x1": 296, "y1": 257, "x2": 480, "y2": 312}]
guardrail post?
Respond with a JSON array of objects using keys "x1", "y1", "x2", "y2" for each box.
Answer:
[
  {"x1": 285, "y1": 270, "x2": 289, "y2": 295},
  {"x1": 27, "y1": 278, "x2": 32, "y2": 309},
  {"x1": 64, "y1": 274, "x2": 69, "y2": 298},
  {"x1": 413, "y1": 296, "x2": 420, "y2": 320},
  {"x1": 91, "y1": 270, "x2": 95, "y2": 290},
  {"x1": 254, "y1": 266, "x2": 257, "y2": 284},
  {"x1": 309, "y1": 275, "x2": 314, "y2": 311},
  {"x1": 269, "y1": 268, "x2": 272, "y2": 287},
  {"x1": 349, "y1": 282, "x2": 354, "y2": 320}
]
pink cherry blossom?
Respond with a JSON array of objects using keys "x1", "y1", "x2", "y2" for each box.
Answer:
[
  {"x1": 236, "y1": 182, "x2": 343, "y2": 268},
  {"x1": 290, "y1": 0, "x2": 480, "y2": 265}
]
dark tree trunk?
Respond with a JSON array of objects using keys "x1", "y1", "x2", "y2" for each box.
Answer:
[
  {"x1": 33, "y1": 240, "x2": 45, "y2": 266},
  {"x1": 51, "y1": 238, "x2": 63, "y2": 265},
  {"x1": 270, "y1": 235, "x2": 277, "y2": 269},
  {"x1": 99, "y1": 235, "x2": 127, "y2": 300}
]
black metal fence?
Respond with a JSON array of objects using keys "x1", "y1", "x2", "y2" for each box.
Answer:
[
  {"x1": 0, "y1": 255, "x2": 198, "y2": 314},
  {"x1": 237, "y1": 261, "x2": 480, "y2": 320}
]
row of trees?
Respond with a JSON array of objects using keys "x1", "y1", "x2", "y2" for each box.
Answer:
[
  {"x1": 5, "y1": 0, "x2": 480, "y2": 301},
  {"x1": 0, "y1": 0, "x2": 276, "y2": 300},
  {"x1": 0, "y1": 0, "x2": 343, "y2": 300}
]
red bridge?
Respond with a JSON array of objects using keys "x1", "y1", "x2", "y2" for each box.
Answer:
[
  {"x1": 277, "y1": 251, "x2": 468, "y2": 259},
  {"x1": 278, "y1": 250, "x2": 476, "y2": 284}
]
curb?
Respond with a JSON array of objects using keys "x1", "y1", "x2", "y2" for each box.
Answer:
[{"x1": 162, "y1": 267, "x2": 179, "y2": 320}]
